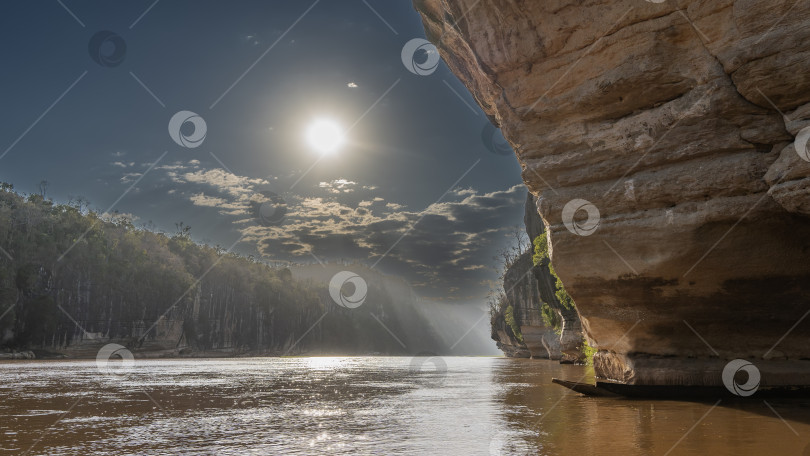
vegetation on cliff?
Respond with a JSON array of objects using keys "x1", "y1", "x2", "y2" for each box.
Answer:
[
  {"x1": 533, "y1": 232, "x2": 596, "y2": 364},
  {"x1": 503, "y1": 305, "x2": 523, "y2": 343},
  {"x1": 489, "y1": 207, "x2": 587, "y2": 361},
  {"x1": 531, "y1": 234, "x2": 567, "y2": 333},
  {"x1": 488, "y1": 228, "x2": 532, "y2": 356},
  {"x1": 532, "y1": 234, "x2": 574, "y2": 312},
  {"x1": 580, "y1": 338, "x2": 597, "y2": 366}
]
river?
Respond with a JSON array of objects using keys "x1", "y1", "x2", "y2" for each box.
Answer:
[{"x1": 1, "y1": 357, "x2": 809, "y2": 455}]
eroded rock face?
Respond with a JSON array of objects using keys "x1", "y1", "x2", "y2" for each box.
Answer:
[
  {"x1": 416, "y1": 0, "x2": 810, "y2": 386},
  {"x1": 491, "y1": 249, "x2": 555, "y2": 359},
  {"x1": 490, "y1": 193, "x2": 584, "y2": 361},
  {"x1": 526, "y1": 193, "x2": 584, "y2": 362}
]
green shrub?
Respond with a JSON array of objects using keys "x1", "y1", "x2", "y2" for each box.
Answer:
[
  {"x1": 533, "y1": 233, "x2": 575, "y2": 311},
  {"x1": 504, "y1": 305, "x2": 523, "y2": 342},
  {"x1": 532, "y1": 234, "x2": 548, "y2": 266},
  {"x1": 540, "y1": 301, "x2": 562, "y2": 335},
  {"x1": 581, "y1": 338, "x2": 597, "y2": 366}
]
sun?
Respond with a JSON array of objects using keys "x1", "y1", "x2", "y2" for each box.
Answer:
[{"x1": 306, "y1": 118, "x2": 345, "y2": 154}]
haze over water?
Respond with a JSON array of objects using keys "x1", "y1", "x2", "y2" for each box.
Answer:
[{"x1": 2, "y1": 357, "x2": 809, "y2": 455}]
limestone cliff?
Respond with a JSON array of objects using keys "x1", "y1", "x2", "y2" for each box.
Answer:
[
  {"x1": 492, "y1": 249, "x2": 560, "y2": 360},
  {"x1": 491, "y1": 192, "x2": 584, "y2": 362},
  {"x1": 526, "y1": 193, "x2": 584, "y2": 362},
  {"x1": 417, "y1": 0, "x2": 810, "y2": 387}
]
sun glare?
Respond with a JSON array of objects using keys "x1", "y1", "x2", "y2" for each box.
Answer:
[{"x1": 306, "y1": 119, "x2": 345, "y2": 154}]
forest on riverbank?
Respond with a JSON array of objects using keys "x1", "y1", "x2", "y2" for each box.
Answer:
[{"x1": 0, "y1": 182, "x2": 453, "y2": 357}]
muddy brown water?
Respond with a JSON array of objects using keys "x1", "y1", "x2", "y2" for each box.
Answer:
[{"x1": 1, "y1": 357, "x2": 809, "y2": 455}]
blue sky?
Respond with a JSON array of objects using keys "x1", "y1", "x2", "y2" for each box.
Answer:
[{"x1": 0, "y1": 0, "x2": 526, "y2": 302}]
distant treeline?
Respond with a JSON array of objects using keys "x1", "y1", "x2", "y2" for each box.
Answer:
[{"x1": 0, "y1": 183, "x2": 442, "y2": 356}]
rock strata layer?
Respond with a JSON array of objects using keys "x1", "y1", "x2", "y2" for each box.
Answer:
[{"x1": 416, "y1": 0, "x2": 810, "y2": 386}]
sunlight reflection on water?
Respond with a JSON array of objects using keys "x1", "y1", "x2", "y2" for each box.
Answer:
[{"x1": 1, "y1": 357, "x2": 809, "y2": 455}]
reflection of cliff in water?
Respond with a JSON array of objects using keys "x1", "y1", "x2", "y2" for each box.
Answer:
[{"x1": 490, "y1": 359, "x2": 810, "y2": 454}]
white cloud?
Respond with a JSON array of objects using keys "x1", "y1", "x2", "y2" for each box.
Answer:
[
  {"x1": 175, "y1": 168, "x2": 268, "y2": 198},
  {"x1": 189, "y1": 193, "x2": 227, "y2": 207}
]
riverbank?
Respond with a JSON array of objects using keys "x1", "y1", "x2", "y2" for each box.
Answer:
[
  {"x1": 1, "y1": 347, "x2": 450, "y2": 361},
  {"x1": 0, "y1": 350, "x2": 35, "y2": 360}
]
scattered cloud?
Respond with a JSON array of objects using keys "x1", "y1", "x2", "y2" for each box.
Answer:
[
  {"x1": 120, "y1": 172, "x2": 143, "y2": 184},
  {"x1": 172, "y1": 168, "x2": 268, "y2": 198},
  {"x1": 189, "y1": 193, "x2": 227, "y2": 208},
  {"x1": 104, "y1": 158, "x2": 525, "y2": 302},
  {"x1": 318, "y1": 179, "x2": 368, "y2": 194}
]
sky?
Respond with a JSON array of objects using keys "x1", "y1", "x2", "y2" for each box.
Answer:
[{"x1": 0, "y1": 0, "x2": 526, "y2": 304}]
